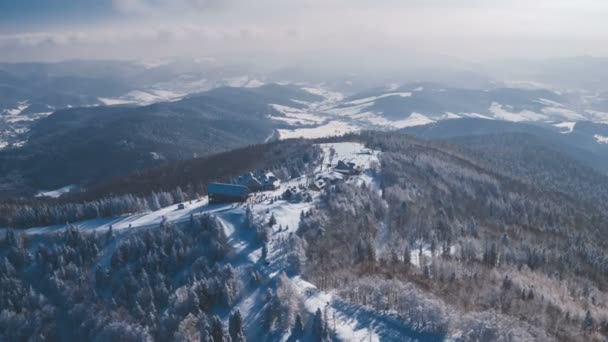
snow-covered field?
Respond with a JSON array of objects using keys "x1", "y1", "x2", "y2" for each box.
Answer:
[
  {"x1": 489, "y1": 102, "x2": 548, "y2": 122},
  {"x1": 278, "y1": 121, "x2": 358, "y2": 139}
]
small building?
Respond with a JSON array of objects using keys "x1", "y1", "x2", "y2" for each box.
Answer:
[
  {"x1": 335, "y1": 160, "x2": 362, "y2": 175},
  {"x1": 237, "y1": 171, "x2": 281, "y2": 192},
  {"x1": 237, "y1": 173, "x2": 264, "y2": 192},
  {"x1": 208, "y1": 183, "x2": 249, "y2": 204},
  {"x1": 311, "y1": 171, "x2": 345, "y2": 191},
  {"x1": 259, "y1": 172, "x2": 281, "y2": 190},
  {"x1": 311, "y1": 179, "x2": 326, "y2": 191}
]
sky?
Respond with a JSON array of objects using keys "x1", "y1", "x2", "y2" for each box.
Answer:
[{"x1": 1, "y1": 0, "x2": 608, "y2": 65}]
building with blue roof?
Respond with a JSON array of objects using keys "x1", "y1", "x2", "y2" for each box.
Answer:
[{"x1": 208, "y1": 183, "x2": 249, "y2": 204}]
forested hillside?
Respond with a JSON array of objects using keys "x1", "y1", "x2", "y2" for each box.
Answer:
[
  {"x1": 0, "y1": 84, "x2": 319, "y2": 198},
  {"x1": 297, "y1": 131, "x2": 608, "y2": 341},
  {"x1": 2, "y1": 132, "x2": 607, "y2": 341},
  {"x1": 0, "y1": 139, "x2": 320, "y2": 228}
]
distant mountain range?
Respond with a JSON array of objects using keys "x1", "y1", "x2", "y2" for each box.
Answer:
[
  {"x1": 0, "y1": 84, "x2": 321, "y2": 197},
  {"x1": 4, "y1": 59, "x2": 608, "y2": 198}
]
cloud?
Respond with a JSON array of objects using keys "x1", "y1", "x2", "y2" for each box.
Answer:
[
  {"x1": 111, "y1": 0, "x2": 224, "y2": 14},
  {"x1": 2, "y1": 1, "x2": 608, "y2": 63}
]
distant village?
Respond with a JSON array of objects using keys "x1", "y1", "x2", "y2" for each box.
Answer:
[{"x1": 207, "y1": 156, "x2": 364, "y2": 205}]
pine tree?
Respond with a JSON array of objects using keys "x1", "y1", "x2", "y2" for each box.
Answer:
[
  {"x1": 261, "y1": 244, "x2": 268, "y2": 262},
  {"x1": 211, "y1": 315, "x2": 227, "y2": 342},
  {"x1": 269, "y1": 213, "x2": 277, "y2": 227},
  {"x1": 583, "y1": 310, "x2": 594, "y2": 331},
  {"x1": 312, "y1": 308, "x2": 325, "y2": 341},
  {"x1": 229, "y1": 310, "x2": 246, "y2": 342},
  {"x1": 292, "y1": 313, "x2": 304, "y2": 336},
  {"x1": 106, "y1": 224, "x2": 114, "y2": 242},
  {"x1": 403, "y1": 244, "x2": 411, "y2": 265}
]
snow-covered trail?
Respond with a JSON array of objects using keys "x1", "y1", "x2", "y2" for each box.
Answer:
[{"x1": 5, "y1": 198, "x2": 236, "y2": 236}]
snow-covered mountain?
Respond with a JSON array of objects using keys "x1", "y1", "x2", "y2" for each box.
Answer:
[
  {"x1": 3, "y1": 142, "x2": 434, "y2": 341},
  {"x1": 272, "y1": 82, "x2": 608, "y2": 136},
  {"x1": 4, "y1": 135, "x2": 607, "y2": 341}
]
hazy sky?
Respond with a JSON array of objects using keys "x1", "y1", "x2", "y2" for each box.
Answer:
[{"x1": 1, "y1": 0, "x2": 608, "y2": 65}]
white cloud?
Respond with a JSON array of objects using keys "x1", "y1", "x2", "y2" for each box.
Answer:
[{"x1": 3, "y1": 1, "x2": 608, "y2": 63}]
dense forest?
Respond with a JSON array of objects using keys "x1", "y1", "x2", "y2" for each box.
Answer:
[
  {"x1": 297, "y1": 131, "x2": 608, "y2": 341},
  {"x1": 2, "y1": 131, "x2": 608, "y2": 341}
]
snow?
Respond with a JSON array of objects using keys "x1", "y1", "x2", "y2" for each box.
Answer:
[
  {"x1": 269, "y1": 104, "x2": 327, "y2": 125},
  {"x1": 125, "y1": 89, "x2": 185, "y2": 105},
  {"x1": 98, "y1": 97, "x2": 133, "y2": 106},
  {"x1": 35, "y1": 185, "x2": 77, "y2": 198},
  {"x1": 443, "y1": 112, "x2": 461, "y2": 119},
  {"x1": 489, "y1": 102, "x2": 548, "y2": 122},
  {"x1": 2, "y1": 102, "x2": 29, "y2": 116},
  {"x1": 585, "y1": 110, "x2": 608, "y2": 123},
  {"x1": 223, "y1": 76, "x2": 265, "y2": 88},
  {"x1": 345, "y1": 92, "x2": 412, "y2": 106},
  {"x1": 326, "y1": 102, "x2": 375, "y2": 117},
  {"x1": 541, "y1": 107, "x2": 586, "y2": 121},
  {"x1": 364, "y1": 112, "x2": 435, "y2": 129},
  {"x1": 461, "y1": 112, "x2": 496, "y2": 120},
  {"x1": 5, "y1": 111, "x2": 53, "y2": 123},
  {"x1": 317, "y1": 142, "x2": 380, "y2": 170},
  {"x1": 535, "y1": 98, "x2": 564, "y2": 108},
  {"x1": 554, "y1": 121, "x2": 576, "y2": 134},
  {"x1": 278, "y1": 121, "x2": 358, "y2": 139},
  {"x1": 99, "y1": 89, "x2": 186, "y2": 106},
  {"x1": 292, "y1": 277, "x2": 381, "y2": 342},
  {"x1": 301, "y1": 87, "x2": 344, "y2": 104},
  {"x1": 594, "y1": 134, "x2": 608, "y2": 144}
]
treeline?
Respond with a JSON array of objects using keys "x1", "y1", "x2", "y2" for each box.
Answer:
[{"x1": 1, "y1": 139, "x2": 320, "y2": 228}]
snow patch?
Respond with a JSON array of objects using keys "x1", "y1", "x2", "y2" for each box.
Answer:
[
  {"x1": 36, "y1": 185, "x2": 77, "y2": 198},
  {"x1": 302, "y1": 87, "x2": 344, "y2": 104},
  {"x1": 223, "y1": 76, "x2": 265, "y2": 88},
  {"x1": 345, "y1": 92, "x2": 412, "y2": 106},
  {"x1": 554, "y1": 121, "x2": 576, "y2": 134},
  {"x1": 269, "y1": 104, "x2": 327, "y2": 125},
  {"x1": 364, "y1": 112, "x2": 435, "y2": 129},
  {"x1": 489, "y1": 102, "x2": 548, "y2": 122},
  {"x1": 443, "y1": 112, "x2": 461, "y2": 119},
  {"x1": 585, "y1": 110, "x2": 608, "y2": 123},
  {"x1": 594, "y1": 134, "x2": 608, "y2": 144},
  {"x1": 278, "y1": 121, "x2": 358, "y2": 139},
  {"x1": 326, "y1": 102, "x2": 374, "y2": 117},
  {"x1": 98, "y1": 97, "x2": 134, "y2": 106},
  {"x1": 535, "y1": 98, "x2": 564, "y2": 108},
  {"x1": 2, "y1": 102, "x2": 29, "y2": 116},
  {"x1": 541, "y1": 107, "x2": 586, "y2": 121}
]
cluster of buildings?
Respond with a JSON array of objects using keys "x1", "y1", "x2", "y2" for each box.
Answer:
[
  {"x1": 208, "y1": 171, "x2": 281, "y2": 204},
  {"x1": 207, "y1": 159, "x2": 362, "y2": 204},
  {"x1": 311, "y1": 159, "x2": 362, "y2": 191}
]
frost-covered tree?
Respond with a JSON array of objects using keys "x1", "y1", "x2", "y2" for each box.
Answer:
[{"x1": 229, "y1": 310, "x2": 246, "y2": 342}]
